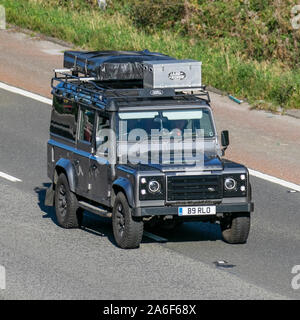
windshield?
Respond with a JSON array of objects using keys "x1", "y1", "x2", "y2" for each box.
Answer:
[{"x1": 117, "y1": 108, "x2": 215, "y2": 139}]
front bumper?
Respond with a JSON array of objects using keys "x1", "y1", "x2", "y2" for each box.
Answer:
[{"x1": 132, "y1": 202, "x2": 254, "y2": 217}]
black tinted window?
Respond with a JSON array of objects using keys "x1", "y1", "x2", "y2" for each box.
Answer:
[{"x1": 50, "y1": 96, "x2": 78, "y2": 140}]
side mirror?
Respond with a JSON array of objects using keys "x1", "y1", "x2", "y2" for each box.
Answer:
[{"x1": 221, "y1": 130, "x2": 230, "y2": 150}]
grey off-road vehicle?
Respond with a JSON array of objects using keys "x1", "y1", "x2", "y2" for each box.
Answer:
[{"x1": 45, "y1": 50, "x2": 254, "y2": 249}]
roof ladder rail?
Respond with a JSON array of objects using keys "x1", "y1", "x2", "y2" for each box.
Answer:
[
  {"x1": 53, "y1": 68, "x2": 73, "y2": 74},
  {"x1": 53, "y1": 68, "x2": 74, "y2": 79}
]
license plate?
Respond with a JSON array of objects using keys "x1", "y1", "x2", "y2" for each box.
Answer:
[{"x1": 178, "y1": 206, "x2": 216, "y2": 216}]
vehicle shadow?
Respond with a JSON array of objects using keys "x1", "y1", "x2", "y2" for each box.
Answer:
[
  {"x1": 79, "y1": 217, "x2": 223, "y2": 246},
  {"x1": 34, "y1": 183, "x2": 117, "y2": 245},
  {"x1": 144, "y1": 221, "x2": 223, "y2": 243},
  {"x1": 80, "y1": 213, "x2": 116, "y2": 245},
  {"x1": 34, "y1": 183, "x2": 222, "y2": 246},
  {"x1": 34, "y1": 183, "x2": 58, "y2": 226}
]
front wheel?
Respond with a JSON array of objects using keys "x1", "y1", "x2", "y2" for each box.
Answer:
[
  {"x1": 220, "y1": 213, "x2": 250, "y2": 244},
  {"x1": 112, "y1": 192, "x2": 144, "y2": 249}
]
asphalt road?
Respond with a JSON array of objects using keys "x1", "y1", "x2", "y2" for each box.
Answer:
[{"x1": 0, "y1": 88, "x2": 299, "y2": 299}]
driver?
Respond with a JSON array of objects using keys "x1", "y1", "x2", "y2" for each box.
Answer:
[{"x1": 169, "y1": 119, "x2": 187, "y2": 136}]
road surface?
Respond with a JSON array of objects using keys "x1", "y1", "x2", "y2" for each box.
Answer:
[{"x1": 0, "y1": 89, "x2": 299, "y2": 299}]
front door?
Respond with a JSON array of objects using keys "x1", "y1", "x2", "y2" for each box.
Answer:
[
  {"x1": 89, "y1": 112, "x2": 111, "y2": 206},
  {"x1": 74, "y1": 106, "x2": 96, "y2": 198}
]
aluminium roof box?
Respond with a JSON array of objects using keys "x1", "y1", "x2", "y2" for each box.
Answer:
[{"x1": 143, "y1": 60, "x2": 202, "y2": 89}]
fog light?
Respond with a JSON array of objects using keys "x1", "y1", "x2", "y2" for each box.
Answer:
[
  {"x1": 240, "y1": 174, "x2": 246, "y2": 180},
  {"x1": 141, "y1": 189, "x2": 147, "y2": 195},
  {"x1": 240, "y1": 186, "x2": 246, "y2": 192}
]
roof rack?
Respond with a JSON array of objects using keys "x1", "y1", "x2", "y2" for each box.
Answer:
[
  {"x1": 52, "y1": 68, "x2": 210, "y2": 105},
  {"x1": 52, "y1": 50, "x2": 210, "y2": 108}
]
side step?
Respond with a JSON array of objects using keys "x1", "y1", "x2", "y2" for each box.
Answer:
[{"x1": 78, "y1": 201, "x2": 112, "y2": 218}]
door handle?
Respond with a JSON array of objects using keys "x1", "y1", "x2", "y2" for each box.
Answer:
[
  {"x1": 74, "y1": 159, "x2": 80, "y2": 166},
  {"x1": 91, "y1": 164, "x2": 97, "y2": 171}
]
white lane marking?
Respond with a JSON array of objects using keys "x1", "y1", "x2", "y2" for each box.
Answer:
[
  {"x1": 143, "y1": 231, "x2": 168, "y2": 243},
  {"x1": 1, "y1": 82, "x2": 300, "y2": 192},
  {"x1": 0, "y1": 81, "x2": 52, "y2": 105},
  {"x1": 249, "y1": 169, "x2": 300, "y2": 192},
  {"x1": 0, "y1": 171, "x2": 22, "y2": 182}
]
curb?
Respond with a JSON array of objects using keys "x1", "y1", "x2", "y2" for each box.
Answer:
[
  {"x1": 285, "y1": 110, "x2": 300, "y2": 120},
  {"x1": 206, "y1": 86, "x2": 299, "y2": 120},
  {"x1": 206, "y1": 86, "x2": 226, "y2": 96}
]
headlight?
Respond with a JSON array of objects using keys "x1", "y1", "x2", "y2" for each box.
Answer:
[
  {"x1": 139, "y1": 176, "x2": 164, "y2": 200},
  {"x1": 224, "y1": 177, "x2": 237, "y2": 191},
  {"x1": 223, "y1": 173, "x2": 248, "y2": 197},
  {"x1": 148, "y1": 180, "x2": 160, "y2": 193}
]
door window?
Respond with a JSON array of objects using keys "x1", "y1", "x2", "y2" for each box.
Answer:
[
  {"x1": 79, "y1": 108, "x2": 95, "y2": 143},
  {"x1": 50, "y1": 97, "x2": 78, "y2": 140},
  {"x1": 96, "y1": 114, "x2": 110, "y2": 151}
]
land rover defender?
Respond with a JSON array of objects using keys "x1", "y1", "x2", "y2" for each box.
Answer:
[{"x1": 45, "y1": 50, "x2": 254, "y2": 249}]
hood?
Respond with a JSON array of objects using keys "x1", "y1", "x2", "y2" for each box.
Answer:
[
  {"x1": 120, "y1": 138, "x2": 223, "y2": 172},
  {"x1": 142, "y1": 153, "x2": 223, "y2": 172},
  {"x1": 124, "y1": 152, "x2": 223, "y2": 173}
]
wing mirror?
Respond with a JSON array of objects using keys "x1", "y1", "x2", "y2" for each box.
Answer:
[{"x1": 221, "y1": 130, "x2": 229, "y2": 154}]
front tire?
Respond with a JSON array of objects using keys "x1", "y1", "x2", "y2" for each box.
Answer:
[
  {"x1": 220, "y1": 213, "x2": 250, "y2": 244},
  {"x1": 112, "y1": 192, "x2": 144, "y2": 249},
  {"x1": 54, "y1": 173, "x2": 83, "y2": 228}
]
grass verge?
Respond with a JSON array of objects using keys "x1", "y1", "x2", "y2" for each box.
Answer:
[{"x1": 0, "y1": 0, "x2": 299, "y2": 110}]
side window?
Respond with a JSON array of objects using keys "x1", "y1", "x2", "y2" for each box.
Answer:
[
  {"x1": 50, "y1": 96, "x2": 78, "y2": 140},
  {"x1": 96, "y1": 113, "x2": 110, "y2": 151},
  {"x1": 79, "y1": 108, "x2": 95, "y2": 143}
]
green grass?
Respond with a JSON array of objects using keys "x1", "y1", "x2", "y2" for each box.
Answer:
[{"x1": 0, "y1": 0, "x2": 299, "y2": 110}]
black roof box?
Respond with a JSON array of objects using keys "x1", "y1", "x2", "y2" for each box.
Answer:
[{"x1": 63, "y1": 50, "x2": 176, "y2": 81}]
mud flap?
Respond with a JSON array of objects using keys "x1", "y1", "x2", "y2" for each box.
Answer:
[{"x1": 45, "y1": 184, "x2": 54, "y2": 206}]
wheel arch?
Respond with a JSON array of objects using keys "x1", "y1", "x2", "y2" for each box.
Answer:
[
  {"x1": 112, "y1": 177, "x2": 135, "y2": 208},
  {"x1": 54, "y1": 158, "x2": 76, "y2": 192}
]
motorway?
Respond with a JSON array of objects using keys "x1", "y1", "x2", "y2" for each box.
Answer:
[{"x1": 0, "y1": 88, "x2": 299, "y2": 299}]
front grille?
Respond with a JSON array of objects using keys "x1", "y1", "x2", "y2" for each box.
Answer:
[{"x1": 167, "y1": 175, "x2": 222, "y2": 201}]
